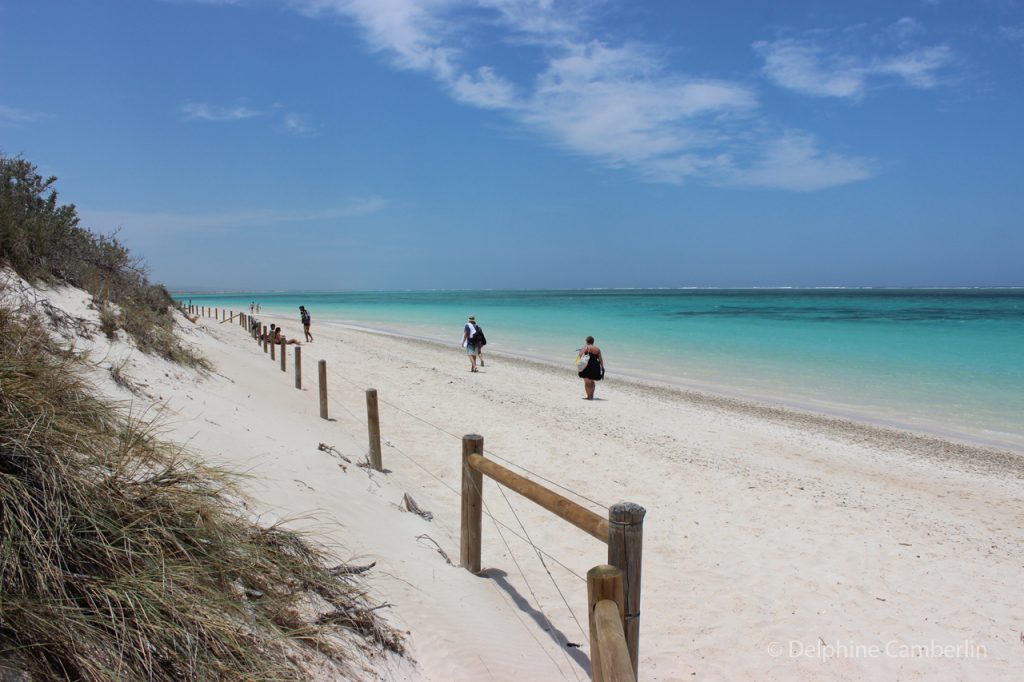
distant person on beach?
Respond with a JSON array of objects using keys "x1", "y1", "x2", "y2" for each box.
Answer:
[
  {"x1": 250, "y1": 301, "x2": 254, "y2": 314},
  {"x1": 462, "y1": 315, "x2": 482, "y2": 372},
  {"x1": 299, "y1": 306, "x2": 313, "y2": 342},
  {"x1": 256, "y1": 303, "x2": 261, "y2": 313},
  {"x1": 473, "y1": 321, "x2": 487, "y2": 367},
  {"x1": 577, "y1": 336, "x2": 604, "y2": 400}
]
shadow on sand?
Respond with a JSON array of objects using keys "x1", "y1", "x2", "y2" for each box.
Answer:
[{"x1": 478, "y1": 567, "x2": 592, "y2": 674}]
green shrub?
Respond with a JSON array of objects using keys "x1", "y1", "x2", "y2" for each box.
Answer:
[{"x1": 0, "y1": 154, "x2": 204, "y2": 367}]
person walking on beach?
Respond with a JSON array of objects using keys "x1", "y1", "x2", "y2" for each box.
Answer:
[
  {"x1": 250, "y1": 301, "x2": 254, "y2": 314},
  {"x1": 577, "y1": 336, "x2": 604, "y2": 400},
  {"x1": 299, "y1": 306, "x2": 313, "y2": 342},
  {"x1": 473, "y1": 320, "x2": 487, "y2": 367},
  {"x1": 462, "y1": 315, "x2": 482, "y2": 372}
]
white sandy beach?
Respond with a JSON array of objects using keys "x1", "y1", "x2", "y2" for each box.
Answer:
[{"x1": 46, "y1": 292, "x2": 1024, "y2": 680}]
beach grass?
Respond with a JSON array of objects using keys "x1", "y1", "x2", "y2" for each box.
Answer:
[{"x1": 0, "y1": 305, "x2": 403, "y2": 679}]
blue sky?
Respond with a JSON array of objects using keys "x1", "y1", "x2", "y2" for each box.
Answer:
[{"x1": 2, "y1": 0, "x2": 1022, "y2": 289}]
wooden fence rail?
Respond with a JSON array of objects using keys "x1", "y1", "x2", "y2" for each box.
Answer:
[
  {"x1": 588, "y1": 565, "x2": 635, "y2": 682},
  {"x1": 459, "y1": 434, "x2": 644, "y2": 679}
]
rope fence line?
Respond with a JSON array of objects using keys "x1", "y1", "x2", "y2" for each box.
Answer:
[
  {"x1": 313, "y1": 356, "x2": 609, "y2": 512},
  {"x1": 316, "y1": 357, "x2": 589, "y2": 580},
  {"x1": 223, "y1": 310, "x2": 645, "y2": 679},
  {"x1": 461, "y1": 451, "x2": 586, "y2": 682},
  {"x1": 283, "y1": 328, "x2": 585, "y2": 680},
  {"x1": 234, "y1": 315, "x2": 601, "y2": 583},
  {"x1": 277, "y1": 336, "x2": 590, "y2": 585},
  {"x1": 226, "y1": 314, "x2": 579, "y2": 681}
]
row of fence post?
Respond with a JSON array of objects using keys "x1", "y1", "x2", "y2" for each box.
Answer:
[
  {"x1": 199, "y1": 306, "x2": 641, "y2": 680},
  {"x1": 236, "y1": 309, "x2": 384, "y2": 474}
]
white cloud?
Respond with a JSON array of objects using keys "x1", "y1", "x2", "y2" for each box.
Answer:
[
  {"x1": 727, "y1": 131, "x2": 875, "y2": 191},
  {"x1": 755, "y1": 22, "x2": 954, "y2": 99},
  {"x1": 872, "y1": 45, "x2": 953, "y2": 88},
  {"x1": 283, "y1": 112, "x2": 316, "y2": 134},
  {"x1": 520, "y1": 42, "x2": 756, "y2": 182},
  {"x1": 0, "y1": 104, "x2": 48, "y2": 125},
  {"x1": 80, "y1": 199, "x2": 389, "y2": 235},
  {"x1": 182, "y1": 101, "x2": 262, "y2": 121},
  {"x1": 754, "y1": 39, "x2": 867, "y2": 98},
  {"x1": 281, "y1": 0, "x2": 871, "y2": 190},
  {"x1": 885, "y1": 17, "x2": 926, "y2": 44}
]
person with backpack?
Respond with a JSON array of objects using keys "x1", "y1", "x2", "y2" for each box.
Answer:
[
  {"x1": 461, "y1": 315, "x2": 483, "y2": 372},
  {"x1": 299, "y1": 306, "x2": 313, "y2": 342},
  {"x1": 473, "y1": 321, "x2": 487, "y2": 367}
]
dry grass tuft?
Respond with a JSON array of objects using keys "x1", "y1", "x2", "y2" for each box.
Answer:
[{"x1": 0, "y1": 308, "x2": 404, "y2": 680}]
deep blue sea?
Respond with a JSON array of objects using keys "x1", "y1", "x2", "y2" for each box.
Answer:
[{"x1": 177, "y1": 289, "x2": 1024, "y2": 451}]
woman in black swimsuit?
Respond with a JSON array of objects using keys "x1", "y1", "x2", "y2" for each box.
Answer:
[{"x1": 577, "y1": 335, "x2": 604, "y2": 400}]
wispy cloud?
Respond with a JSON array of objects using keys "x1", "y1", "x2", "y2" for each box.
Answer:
[
  {"x1": 0, "y1": 104, "x2": 49, "y2": 125},
  {"x1": 727, "y1": 131, "x2": 875, "y2": 191},
  {"x1": 181, "y1": 101, "x2": 262, "y2": 121},
  {"x1": 283, "y1": 0, "x2": 868, "y2": 190},
  {"x1": 283, "y1": 112, "x2": 317, "y2": 135},
  {"x1": 1000, "y1": 25, "x2": 1024, "y2": 41},
  {"x1": 80, "y1": 198, "x2": 389, "y2": 234},
  {"x1": 754, "y1": 19, "x2": 955, "y2": 99}
]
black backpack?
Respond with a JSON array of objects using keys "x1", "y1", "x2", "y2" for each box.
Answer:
[{"x1": 473, "y1": 325, "x2": 486, "y2": 346}]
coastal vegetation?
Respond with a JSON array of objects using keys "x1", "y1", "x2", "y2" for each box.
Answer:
[
  {"x1": 0, "y1": 153, "x2": 203, "y2": 366},
  {"x1": 0, "y1": 155, "x2": 403, "y2": 679}
]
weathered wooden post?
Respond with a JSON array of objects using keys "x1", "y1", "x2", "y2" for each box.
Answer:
[
  {"x1": 263, "y1": 326, "x2": 268, "y2": 353},
  {"x1": 294, "y1": 347, "x2": 302, "y2": 389},
  {"x1": 270, "y1": 336, "x2": 276, "y2": 361},
  {"x1": 460, "y1": 434, "x2": 484, "y2": 573},
  {"x1": 318, "y1": 360, "x2": 328, "y2": 419},
  {"x1": 279, "y1": 338, "x2": 286, "y2": 371},
  {"x1": 608, "y1": 502, "x2": 645, "y2": 680},
  {"x1": 215, "y1": 308, "x2": 219, "y2": 320},
  {"x1": 365, "y1": 389, "x2": 383, "y2": 471},
  {"x1": 587, "y1": 565, "x2": 629, "y2": 682}
]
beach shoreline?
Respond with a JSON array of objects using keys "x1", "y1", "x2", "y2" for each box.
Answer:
[{"x1": 258, "y1": 312, "x2": 1024, "y2": 460}]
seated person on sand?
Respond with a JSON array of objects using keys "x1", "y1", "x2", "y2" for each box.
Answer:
[{"x1": 271, "y1": 327, "x2": 302, "y2": 345}]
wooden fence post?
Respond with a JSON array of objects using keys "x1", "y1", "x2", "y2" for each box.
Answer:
[
  {"x1": 294, "y1": 347, "x2": 302, "y2": 389},
  {"x1": 263, "y1": 326, "x2": 268, "y2": 353},
  {"x1": 270, "y1": 336, "x2": 276, "y2": 361},
  {"x1": 365, "y1": 389, "x2": 383, "y2": 471},
  {"x1": 460, "y1": 434, "x2": 484, "y2": 573},
  {"x1": 587, "y1": 565, "x2": 627, "y2": 682},
  {"x1": 608, "y1": 502, "x2": 645, "y2": 681},
  {"x1": 280, "y1": 338, "x2": 286, "y2": 371},
  {"x1": 318, "y1": 360, "x2": 328, "y2": 419}
]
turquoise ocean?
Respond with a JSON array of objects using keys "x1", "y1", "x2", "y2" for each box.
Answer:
[{"x1": 177, "y1": 289, "x2": 1024, "y2": 452}]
